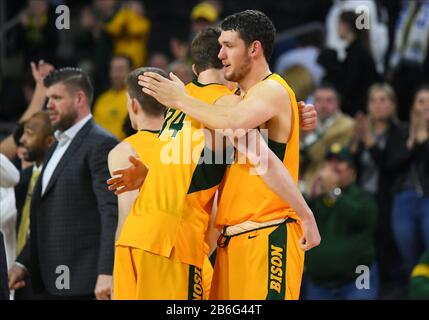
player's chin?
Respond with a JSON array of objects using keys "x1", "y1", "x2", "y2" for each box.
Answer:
[{"x1": 224, "y1": 71, "x2": 235, "y2": 82}]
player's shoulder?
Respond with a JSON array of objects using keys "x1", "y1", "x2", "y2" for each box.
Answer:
[
  {"x1": 108, "y1": 140, "x2": 134, "y2": 162},
  {"x1": 214, "y1": 92, "x2": 240, "y2": 106},
  {"x1": 248, "y1": 75, "x2": 290, "y2": 101}
]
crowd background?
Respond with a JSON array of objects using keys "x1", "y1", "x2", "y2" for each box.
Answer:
[{"x1": 1, "y1": 0, "x2": 429, "y2": 300}]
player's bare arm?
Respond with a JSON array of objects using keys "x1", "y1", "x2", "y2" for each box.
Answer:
[
  {"x1": 236, "y1": 131, "x2": 321, "y2": 251},
  {"x1": 213, "y1": 92, "x2": 320, "y2": 251},
  {"x1": 139, "y1": 71, "x2": 317, "y2": 132},
  {"x1": 140, "y1": 72, "x2": 289, "y2": 131},
  {"x1": 107, "y1": 142, "x2": 141, "y2": 241}
]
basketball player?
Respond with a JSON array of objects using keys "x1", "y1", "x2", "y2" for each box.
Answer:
[
  {"x1": 139, "y1": 10, "x2": 320, "y2": 300},
  {"x1": 107, "y1": 67, "x2": 166, "y2": 243}
]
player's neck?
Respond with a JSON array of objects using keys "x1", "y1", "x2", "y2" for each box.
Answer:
[
  {"x1": 197, "y1": 69, "x2": 226, "y2": 85},
  {"x1": 136, "y1": 116, "x2": 163, "y2": 132},
  {"x1": 238, "y1": 61, "x2": 271, "y2": 93}
]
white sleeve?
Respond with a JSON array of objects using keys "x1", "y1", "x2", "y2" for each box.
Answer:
[{"x1": 0, "y1": 153, "x2": 20, "y2": 188}]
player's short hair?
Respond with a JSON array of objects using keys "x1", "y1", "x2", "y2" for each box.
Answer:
[
  {"x1": 126, "y1": 67, "x2": 167, "y2": 117},
  {"x1": 220, "y1": 10, "x2": 276, "y2": 62},
  {"x1": 191, "y1": 27, "x2": 223, "y2": 74},
  {"x1": 44, "y1": 67, "x2": 94, "y2": 105}
]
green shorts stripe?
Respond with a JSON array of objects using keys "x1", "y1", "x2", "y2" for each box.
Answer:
[
  {"x1": 266, "y1": 222, "x2": 287, "y2": 300},
  {"x1": 188, "y1": 266, "x2": 204, "y2": 300}
]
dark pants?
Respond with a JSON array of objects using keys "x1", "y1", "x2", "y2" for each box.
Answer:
[
  {"x1": 392, "y1": 190, "x2": 429, "y2": 274},
  {"x1": 36, "y1": 291, "x2": 95, "y2": 300},
  {"x1": 14, "y1": 276, "x2": 40, "y2": 300},
  {"x1": 0, "y1": 232, "x2": 10, "y2": 300}
]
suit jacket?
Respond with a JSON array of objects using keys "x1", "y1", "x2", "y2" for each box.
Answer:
[{"x1": 17, "y1": 119, "x2": 118, "y2": 296}]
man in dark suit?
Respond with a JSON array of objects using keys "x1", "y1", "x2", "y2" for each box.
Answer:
[
  {"x1": 8, "y1": 68, "x2": 118, "y2": 300},
  {"x1": 13, "y1": 111, "x2": 54, "y2": 299}
]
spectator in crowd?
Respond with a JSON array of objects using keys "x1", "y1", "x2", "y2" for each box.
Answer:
[
  {"x1": 12, "y1": 0, "x2": 59, "y2": 65},
  {"x1": 0, "y1": 60, "x2": 54, "y2": 161},
  {"x1": 168, "y1": 1, "x2": 219, "y2": 67},
  {"x1": 172, "y1": 1, "x2": 219, "y2": 66},
  {"x1": 8, "y1": 68, "x2": 118, "y2": 300},
  {"x1": 93, "y1": 55, "x2": 132, "y2": 141},
  {"x1": 190, "y1": 2, "x2": 219, "y2": 40},
  {"x1": 74, "y1": 6, "x2": 112, "y2": 76},
  {"x1": 275, "y1": 32, "x2": 325, "y2": 88},
  {"x1": 319, "y1": 11, "x2": 380, "y2": 116},
  {"x1": 148, "y1": 52, "x2": 171, "y2": 70},
  {"x1": 281, "y1": 65, "x2": 316, "y2": 102},
  {"x1": 325, "y1": 0, "x2": 389, "y2": 74},
  {"x1": 305, "y1": 144, "x2": 379, "y2": 300},
  {"x1": 350, "y1": 83, "x2": 407, "y2": 294},
  {"x1": 14, "y1": 111, "x2": 55, "y2": 300},
  {"x1": 74, "y1": 0, "x2": 118, "y2": 97},
  {"x1": 105, "y1": 0, "x2": 151, "y2": 68},
  {"x1": 93, "y1": 0, "x2": 118, "y2": 20},
  {"x1": 0, "y1": 153, "x2": 20, "y2": 301},
  {"x1": 388, "y1": 0, "x2": 429, "y2": 122},
  {"x1": 390, "y1": 84, "x2": 429, "y2": 275},
  {"x1": 300, "y1": 84, "x2": 354, "y2": 195},
  {"x1": 409, "y1": 251, "x2": 429, "y2": 299},
  {"x1": 0, "y1": 154, "x2": 20, "y2": 281},
  {"x1": 168, "y1": 60, "x2": 193, "y2": 84}
]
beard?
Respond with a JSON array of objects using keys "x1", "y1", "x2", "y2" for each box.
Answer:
[
  {"x1": 52, "y1": 108, "x2": 78, "y2": 132},
  {"x1": 22, "y1": 145, "x2": 45, "y2": 163},
  {"x1": 224, "y1": 55, "x2": 252, "y2": 83}
]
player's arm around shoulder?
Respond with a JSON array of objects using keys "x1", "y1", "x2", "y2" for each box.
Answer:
[
  {"x1": 229, "y1": 79, "x2": 290, "y2": 130},
  {"x1": 201, "y1": 94, "x2": 243, "y2": 151}
]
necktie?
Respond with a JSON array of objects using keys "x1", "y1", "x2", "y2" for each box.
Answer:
[{"x1": 16, "y1": 167, "x2": 41, "y2": 256}]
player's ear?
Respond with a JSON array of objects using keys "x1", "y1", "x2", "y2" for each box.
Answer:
[
  {"x1": 131, "y1": 98, "x2": 139, "y2": 115},
  {"x1": 250, "y1": 41, "x2": 261, "y2": 56},
  {"x1": 191, "y1": 64, "x2": 198, "y2": 77}
]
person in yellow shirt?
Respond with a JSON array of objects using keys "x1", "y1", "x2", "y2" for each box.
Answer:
[
  {"x1": 139, "y1": 10, "x2": 321, "y2": 300},
  {"x1": 93, "y1": 55, "x2": 132, "y2": 140},
  {"x1": 105, "y1": 1, "x2": 151, "y2": 68}
]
